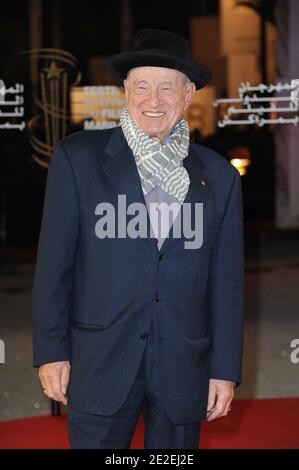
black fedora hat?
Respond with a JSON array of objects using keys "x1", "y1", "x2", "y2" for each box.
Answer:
[{"x1": 107, "y1": 28, "x2": 211, "y2": 90}]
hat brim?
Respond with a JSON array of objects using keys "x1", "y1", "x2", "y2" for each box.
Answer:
[{"x1": 107, "y1": 50, "x2": 211, "y2": 90}]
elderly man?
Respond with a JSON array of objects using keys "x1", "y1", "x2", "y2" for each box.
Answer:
[{"x1": 33, "y1": 29, "x2": 244, "y2": 449}]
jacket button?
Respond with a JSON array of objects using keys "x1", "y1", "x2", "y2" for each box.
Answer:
[
  {"x1": 159, "y1": 253, "x2": 164, "y2": 261},
  {"x1": 154, "y1": 293, "x2": 160, "y2": 302},
  {"x1": 140, "y1": 332, "x2": 148, "y2": 340}
]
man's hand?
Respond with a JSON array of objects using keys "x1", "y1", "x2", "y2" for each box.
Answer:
[
  {"x1": 39, "y1": 361, "x2": 70, "y2": 405},
  {"x1": 206, "y1": 378, "x2": 234, "y2": 422}
]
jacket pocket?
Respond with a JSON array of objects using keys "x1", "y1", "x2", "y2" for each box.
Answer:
[
  {"x1": 70, "y1": 320, "x2": 107, "y2": 330},
  {"x1": 185, "y1": 335, "x2": 212, "y2": 351}
]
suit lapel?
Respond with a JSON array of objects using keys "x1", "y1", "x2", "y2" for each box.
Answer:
[
  {"x1": 103, "y1": 127, "x2": 144, "y2": 207},
  {"x1": 102, "y1": 128, "x2": 211, "y2": 253},
  {"x1": 161, "y1": 145, "x2": 211, "y2": 253},
  {"x1": 103, "y1": 127, "x2": 158, "y2": 251}
]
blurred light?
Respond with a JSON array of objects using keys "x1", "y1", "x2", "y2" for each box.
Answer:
[
  {"x1": 230, "y1": 157, "x2": 251, "y2": 176},
  {"x1": 229, "y1": 146, "x2": 251, "y2": 176}
]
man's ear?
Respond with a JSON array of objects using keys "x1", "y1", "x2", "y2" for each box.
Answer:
[
  {"x1": 123, "y1": 79, "x2": 129, "y2": 100},
  {"x1": 184, "y1": 82, "x2": 196, "y2": 111}
]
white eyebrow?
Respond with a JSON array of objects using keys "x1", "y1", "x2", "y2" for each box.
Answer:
[{"x1": 132, "y1": 79, "x2": 149, "y2": 85}]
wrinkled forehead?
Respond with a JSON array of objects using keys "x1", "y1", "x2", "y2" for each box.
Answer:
[{"x1": 126, "y1": 66, "x2": 188, "y2": 84}]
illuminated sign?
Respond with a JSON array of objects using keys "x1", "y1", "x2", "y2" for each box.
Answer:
[
  {"x1": 23, "y1": 48, "x2": 81, "y2": 168},
  {"x1": 0, "y1": 80, "x2": 25, "y2": 131},
  {"x1": 71, "y1": 85, "x2": 126, "y2": 129},
  {"x1": 213, "y1": 80, "x2": 299, "y2": 127}
]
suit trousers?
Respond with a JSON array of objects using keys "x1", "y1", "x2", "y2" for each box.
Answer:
[{"x1": 68, "y1": 323, "x2": 201, "y2": 449}]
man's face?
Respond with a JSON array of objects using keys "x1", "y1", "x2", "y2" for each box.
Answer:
[{"x1": 124, "y1": 66, "x2": 196, "y2": 143}]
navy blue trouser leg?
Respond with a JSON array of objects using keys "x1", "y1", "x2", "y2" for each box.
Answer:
[
  {"x1": 142, "y1": 325, "x2": 200, "y2": 449},
  {"x1": 68, "y1": 361, "x2": 145, "y2": 448},
  {"x1": 68, "y1": 391, "x2": 143, "y2": 448},
  {"x1": 68, "y1": 326, "x2": 201, "y2": 449}
]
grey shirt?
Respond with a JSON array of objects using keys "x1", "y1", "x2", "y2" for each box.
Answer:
[{"x1": 143, "y1": 186, "x2": 180, "y2": 251}]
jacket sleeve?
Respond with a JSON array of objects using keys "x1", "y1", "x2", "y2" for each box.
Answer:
[
  {"x1": 208, "y1": 170, "x2": 244, "y2": 386},
  {"x1": 32, "y1": 141, "x2": 79, "y2": 367}
]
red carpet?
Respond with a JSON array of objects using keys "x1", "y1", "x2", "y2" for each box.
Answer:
[{"x1": 0, "y1": 398, "x2": 298, "y2": 449}]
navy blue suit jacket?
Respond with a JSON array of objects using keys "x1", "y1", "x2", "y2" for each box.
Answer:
[{"x1": 32, "y1": 126, "x2": 244, "y2": 424}]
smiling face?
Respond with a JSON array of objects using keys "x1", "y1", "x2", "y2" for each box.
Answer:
[{"x1": 124, "y1": 66, "x2": 196, "y2": 143}]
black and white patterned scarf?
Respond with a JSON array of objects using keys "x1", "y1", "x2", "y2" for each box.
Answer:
[{"x1": 120, "y1": 106, "x2": 190, "y2": 204}]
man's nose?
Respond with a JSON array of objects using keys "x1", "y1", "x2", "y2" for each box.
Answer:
[{"x1": 147, "y1": 90, "x2": 162, "y2": 107}]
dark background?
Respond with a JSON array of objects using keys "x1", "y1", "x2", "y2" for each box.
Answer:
[{"x1": 0, "y1": 0, "x2": 274, "y2": 249}]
